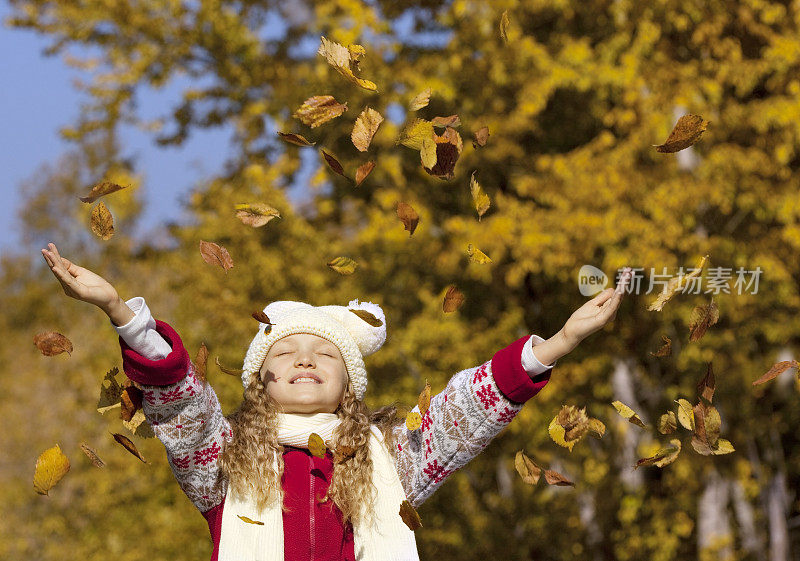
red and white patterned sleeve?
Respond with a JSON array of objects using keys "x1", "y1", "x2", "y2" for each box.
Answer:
[
  {"x1": 391, "y1": 335, "x2": 552, "y2": 507},
  {"x1": 118, "y1": 318, "x2": 231, "y2": 514}
]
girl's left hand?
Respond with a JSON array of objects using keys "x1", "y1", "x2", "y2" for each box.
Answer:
[{"x1": 560, "y1": 267, "x2": 632, "y2": 349}]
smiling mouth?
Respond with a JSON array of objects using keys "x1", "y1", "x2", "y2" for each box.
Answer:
[{"x1": 290, "y1": 373, "x2": 322, "y2": 384}]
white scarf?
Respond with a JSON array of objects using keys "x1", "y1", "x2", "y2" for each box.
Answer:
[{"x1": 217, "y1": 413, "x2": 420, "y2": 561}]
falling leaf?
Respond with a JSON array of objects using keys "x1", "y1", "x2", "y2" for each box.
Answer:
[
  {"x1": 689, "y1": 299, "x2": 719, "y2": 342},
  {"x1": 238, "y1": 515, "x2": 265, "y2": 525},
  {"x1": 396, "y1": 202, "x2": 419, "y2": 236},
  {"x1": 293, "y1": 95, "x2": 348, "y2": 128},
  {"x1": 277, "y1": 132, "x2": 315, "y2": 146},
  {"x1": 635, "y1": 439, "x2": 682, "y2": 468},
  {"x1": 33, "y1": 444, "x2": 70, "y2": 495},
  {"x1": 33, "y1": 331, "x2": 73, "y2": 357},
  {"x1": 611, "y1": 400, "x2": 647, "y2": 428},
  {"x1": 405, "y1": 411, "x2": 422, "y2": 431},
  {"x1": 111, "y1": 433, "x2": 147, "y2": 463},
  {"x1": 467, "y1": 243, "x2": 493, "y2": 264},
  {"x1": 418, "y1": 381, "x2": 431, "y2": 416},
  {"x1": 472, "y1": 126, "x2": 490, "y2": 148},
  {"x1": 650, "y1": 335, "x2": 672, "y2": 357},
  {"x1": 658, "y1": 411, "x2": 677, "y2": 434},
  {"x1": 252, "y1": 311, "x2": 271, "y2": 324},
  {"x1": 234, "y1": 203, "x2": 281, "y2": 227},
  {"x1": 420, "y1": 136, "x2": 437, "y2": 170},
  {"x1": 79, "y1": 442, "x2": 105, "y2": 468},
  {"x1": 654, "y1": 114, "x2": 710, "y2": 153},
  {"x1": 308, "y1": 433, "x2": 327, "y2": 458},
  {"x1": 549, "y1": 405, "x2": 590, "y2": 451},
  {"x1": 350, "y1": 308, "x2": 383, "y2": 327},
  {"x1": 470, "y1": 171, "x2": 490, "y2": 220},
  {"x1": 752, "y1": 360, "x2": 800, "y2": 386},
  {"x1": 647, "y1": 255, "x2": 709, "y2": 312},
  {"x1": 397, "y1": 118, "x2": 435, "y2": 150},
  {"x1": 711, "y1": 439, "x2": 735, "y2": 455},
  {"x1": 355, "y1": 161, "x2": 376, "y2": 186},
  {"x1": 399, "y1": 500, "x2": 423, "y2": 531},
  {"x1": 90, "y1": 201, "x2": 115, "y2": 240},
  {"x1": 697, "y1": 363, "x2": 716, "y2": 403},
  {"x1": 97, "y1": 366, "x2": 123, "y2": 414},
  {"x1": 317, "y1": 36, "x2": 377, "y2": 91},
  {"x1": 408, "y1": 88, "x2": 431, "y2": 111},
  {"x1": 587, "y1": 418, "x2": 606, "y2": 438},
  {"x1": 195, "y1": 343, "x2": 209, "y2": 384},
  {"x1": 431, "y1": 115, "x2": 461, "y2": 128},
  {"x1": 675, "y1": 399, "x2": 695, "y2": 431},
  {"x1": 122, "y1": 408, "x2": 154, "y2": 438},
  {"x1": 351, "y1": 107, "x2": 384, "y2": 152},
  {"x1": 333, "y1": 444, "x2": 358, "y2": 464},
  {"x1": 690, "y1": 401, "x2": 725, "y2": 456},
  {"x1": 320, "y1": 150, "x2": 348, "y2": 180},
  {"x1": 442, "y1": 285, "x2": 465, "y2": 313},
  {"x1": 199, "y1": 240, "x2": 234, "y2": 273},
  {"x1": 327, "y1": 256, "x2": 358, "y2": 275},
  {"x1": 215, "y1": 356, "x2": 244, "y2": 376},
  {"x1": 544, "y1": 469, "x2": 575, "y2": 486},
  {"x1": 424, "y1": 127, "x2": 463, "y2": 180},
  {"x1": 500, "y1": 10, "x2": 510, "y2": 42},
  {"x1": 79, "y1": 180, "x2": 128, "y2": 203},
  {"x1": 120, "y1": 384, "x2": 143, "y2": 422},
  {"x1": 514, "y1": 450, "x2": 541, "y2": 485}
]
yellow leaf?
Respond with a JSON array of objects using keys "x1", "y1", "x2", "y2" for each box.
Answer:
[
  {"x1": 90, "y1": 201, "x2": 114, "y2": 240},
  {"x1": 351, "y1": 107, "x2": 384, "y2": 152},
  {"x1": 396, "y1": 202, "x2": 419, "y2": 236},
  {"x1": 514, "y1": 450, "x2": 541, "y2": 485},
  {"x1": 611, "y1": 400, "x2": 647, "y2": 428},
  {"x1": 648, "y1": 255, "x2": 709, "y2": 311},
  {"x1": 587, "y1": 418, "x2": 606, "y2": 438},
  {"x1": 467, "y1": 243, "x2": 493, "y2": 264},
  {"x1": 277, "y1": 132, "x2": 316, "y2": 146},
  {"x1": 33, "y1": 444, "x2": 70, "y2": 495},
  {"x1": 417, "y1": 381, "x2": 431, "y2": 416},
  {"x1": 658, "y1": 411, "x2": 677, "y2": 434},
  {"x1": 234, "y1": 203, "x2": 281, "y2": 227},
  {"x1": 317, "y1": 36, "x2": 378, "y2": 91},
  {"x1": 79, "y1": 180, "x2": 129, "y2": 203},
  {"x1": 396, "y1": 118, "x2": 434, "y2": 150},
  {"x1": 405, "y1": 411, "x2": 422, "y2": 431},
  {"x1": 500, "y1": 10, "x2": 510, "y2": 42},
  {"x1": 420, "y1": 136, "x2": 437, "y2": 169},
  {"x1": 327, "y1": 256, "x2": 358, "y2": 275},
  {"x1": 293, "y1": 95, "x2": 348, "y2": 128},
  {"x1": 470, "y1": 171, "x2": 490, "y2": 220},
  {"x1": 308, "y1": 433, "x2": 327, "y2": 458},
  {"x1": 408, "y1": 88, "x2": 431, "y2": 111},
  {"x1": 712, "y1": 438, "x2": 735, "y2": 455},
  {"x1": 675, "y1": 399, "x2": 695, "y2": 430},
  {"x1": 238, "y1": 515, "x2": 265, "y2": 525},
  {"x1": 635, "y1": 439, "x2": 682, "y2": 468}
]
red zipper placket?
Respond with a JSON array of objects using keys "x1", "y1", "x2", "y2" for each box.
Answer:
[{"x1": 309, "y1": 454, "x2": 315, "y2": 561}]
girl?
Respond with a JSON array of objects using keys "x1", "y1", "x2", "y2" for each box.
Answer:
[{"x1": 41, "y1": 242, "x2": 631, "y2": 561}]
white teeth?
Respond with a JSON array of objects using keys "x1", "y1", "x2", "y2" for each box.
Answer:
[{"x1": 292, "y1": 377, "x2": 320, "y2": 384}]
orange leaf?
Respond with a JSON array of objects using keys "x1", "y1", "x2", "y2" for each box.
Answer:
[
  {"x1": 752, "y1": 360, "x2": 800, "y2": 386},
  {"x1": 355, "y1": 161, "x2": 375, "y2": 186},
  {"x1": 654, "y1": 114, "x2": 709, "y2": 153},
  {"x1": 399, "y1": 500, "x2": 423, "y2": 531},
  {"x1": 33, "y1": 331, "x2": 73, "y2": 357},
  {"x1": 293, "y1": 95, "x2": 348, "y2": 128},
  {"x1": 199, "y1": 240, "x2": 234, "y2": 273},
  {"x1": 442, "y1": 285, "x2": 465, "y2": 313},
  {"x1": 90, "y1": 202, "x2": 115, "y2": 240},
  {"x1": 396, "y1": 202, "x2": 419, "y2": 236}
]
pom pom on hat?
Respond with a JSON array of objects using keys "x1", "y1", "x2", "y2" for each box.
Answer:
[{"x1": 241, "y1": 299, "x2": 387, "y2": 400}]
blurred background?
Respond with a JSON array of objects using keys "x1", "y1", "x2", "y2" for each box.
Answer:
[{"x1": 2, "y1": 0, "x2": 799, "y2": 559}]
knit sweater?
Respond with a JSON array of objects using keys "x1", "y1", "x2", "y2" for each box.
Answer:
[{"x1": 113, "y1": 297, "x2": 555, "y2": 560}]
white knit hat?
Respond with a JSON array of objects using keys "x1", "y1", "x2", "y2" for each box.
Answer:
[{"x1": 241, "y1": 299, "x2": 386, "y2": 400}]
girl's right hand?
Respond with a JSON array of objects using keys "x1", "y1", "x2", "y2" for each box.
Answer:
[{"x1": 41, "y1": 242, "x2": 120, "y2": 311}]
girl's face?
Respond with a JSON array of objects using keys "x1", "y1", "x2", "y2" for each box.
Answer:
[{"x1": 259, "y1": 333, "x2": 348, "y2": 413}]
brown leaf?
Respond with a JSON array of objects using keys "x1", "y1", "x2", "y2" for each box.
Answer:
[
  {"x1": 350, "y1": 309, "x2": 383, "y2": 327},
  {"x1": 431, "y1": 115, "x2": 461, "y2": 128},
  {"x1": 111, "y1": 433, "x2": 148, "y2": 463},
  {"x1": 327, "y1": 256, "x2": 358, "y2": 275},
  {"x1": 79, "y1": 442, "x2": 105, "y2": 468},
  {"x1": 697, "y1": 362, "x2": 715, "y2": 403},
  {"x1": 500, "y1": 10, "x2": 510, "y2": 42},
  {"x1": 308, "y1": 433, "x2": 327, "y2": 458},
  {"x1": 648, "y1": 255, "x2": 709, "y2": 311},
  {"x1": 120, "y1": 385, "x2": 143, "y2": 422},
  {"x1": 752, "y1": 360, "x2": 800, "y2": 386},
  {"x1": 33, "y1": 331, "x2": 73, "y2": 357},
  {"x1": 544, "y1": 469, "x2": 574, "y2": 486},
  {"x1": 405, "y1": 411, "x2": 422, "y2": 431},
  {"x1": 79, "y1": 180, "x2": 128, "y2": 203},
  {"x1": 655, "y1": 114, "x2": 710, "y2": 153},
  {"x1": 472, "y1": 126, "x2": 490, "y2": 148},
  {"x1": 199, "y1": 240, "x2": 234, "y2": 273},
  {"x1": 514, "y1": 450, "x2": 541, "y2": 485},
  {"x1": 650, "y1": 335, "x2": 672, "y2": 357},
  {"x1": 215, "y1": 356, "x2": 244, "y2": 376},
  {"x1": 355, "y1": 161, "x2": 375, "y2": 186},
  {"x1": 321, "y1": 150, "x2": 348, "y2": 180},
  {"x1": 33, "y1": 444, "x2": 71, "y2": 495},
  {"x1": 90, "y1": 201, "x2": 115, "y2": 240},
  {"x1": 423, "y1": 127, "x2": 463, "y2": 180},
  {"x1": 634, "y1": 439, "x2": 682, "y2": 469},
  {"x1": 234, "y1": 203, "x2": 281, "y2": 227},
  {"x1": 611, "y1": 400, "x2": 647, "y2": 428},
  {"x1": 690, "y1": 401, "x2": 722, "y2": 455},
  {"x1": 470, "y1": 171, "x2": 491, "y2": 220},
  {"x1": 97, "y1": 366, "x2": 123, "y2": 414},
  {"x1": 238, "y1": 515, "x2": 265, "y2": 525},
  {"x1": 351, "y1": 107, "x2": 384, "y2": 151},
  {"x1": 689, "y1": 298, "x2": 719, "y2": 342},
  {"x1": 399, "y1": 500, "x2": 423, "y2": 531},
  {"x1": 417, "y1": 380, "x2": 431, "y2": 417},
  {"x1": 252, "y1": 311, "x2": 271, "y2": 325},
  {"x1": 277, "y1": 132, "x2": 316, "y2": 146},
  {"x1": 333, "y1": 444, "x2": 358, "y2": 464},
  {"x1": 396, "y1": 202, "x2": 419, "y2": 236},
  {"x1": 293, "y1": 95, "x2": 348, "y2": 128},
  {"x1": 442, "y1": 285, "x2": 465, "y2": 313},
  {"x1": 194, "y1": 343, "x2": 209, "y2": 384},
  {"x1": 658, "y1": 411, "x2": 677, "y2": 434}
]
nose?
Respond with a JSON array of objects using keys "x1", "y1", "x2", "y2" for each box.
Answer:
[{"x1": 294, "y1": 351, "x2": 315, "y2": 368}]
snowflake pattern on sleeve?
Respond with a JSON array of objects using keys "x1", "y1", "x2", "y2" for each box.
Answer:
[{"x1": 391, "y1": 359, "x2": 530, "y2": 507}]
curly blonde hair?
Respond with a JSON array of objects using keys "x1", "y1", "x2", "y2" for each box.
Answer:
[{"x1": 218, "y1": 371, "x2": 404, "y2": 525}]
